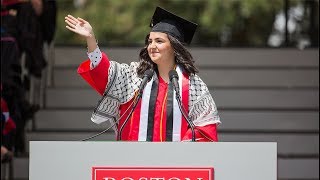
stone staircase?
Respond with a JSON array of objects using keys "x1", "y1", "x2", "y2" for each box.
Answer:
[{"x1": 4, "y1": 47, "x2": 319, "y2": 180}]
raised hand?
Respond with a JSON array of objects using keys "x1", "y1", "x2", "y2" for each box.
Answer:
[{"x1": 65, "y1": 15, "x2": 94, "y2": 38}]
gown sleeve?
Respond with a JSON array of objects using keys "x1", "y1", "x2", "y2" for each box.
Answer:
[
  {"x1": 77, "y1": 52, "x2": 110, "y2": 95},
  {"x1": 78, "y1": 47, "x2": 141, "y2": 125},
  {"x1": 182, "y1": 124, "x2": 218, "y2": 142}
]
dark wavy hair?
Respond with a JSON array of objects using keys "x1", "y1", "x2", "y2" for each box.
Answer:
[{"x1": 136, "y1": 33, "x2": 198, "y2": 77}]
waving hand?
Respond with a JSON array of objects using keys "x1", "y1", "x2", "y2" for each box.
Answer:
[{"x1": 65, "y1": 15, "x2": 94, "y2": 38}]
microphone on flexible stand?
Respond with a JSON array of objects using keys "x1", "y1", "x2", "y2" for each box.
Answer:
[
  {"x1": 117, "y1": 69, "x2": 154, "y2": 141},
  {"x1": 81, "y1": 96, "x2": 136, "y2": 141},
  {"x1": 169, "y1": 70, "x2": 196, "y2": 142},
  {"x1": 81, "y1": 69, "x2": 154, "y2": 141}
]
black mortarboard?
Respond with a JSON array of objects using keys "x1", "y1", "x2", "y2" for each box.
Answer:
[{"x1": 150, "y1": 7, "x2": 198, "y2": 45}]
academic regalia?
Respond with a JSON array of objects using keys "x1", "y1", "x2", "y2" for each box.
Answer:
[
  {"x1": 1, "y1": 97, "x2": 16, "y2": 136},
  {"x1": 40, "y1": 0, "x2": 57, "y2": 44},
  {"x1": 16, "y1": 1, "x2": 47, "y2": 77},
  {"x1": 78, "y1": 6, "x2": 221, "y2": 142},
  {"x1": 78, "y1": 53, "x2": 220, "y2": 142},
  {"x1": 1, "y1": 96, "x2": 16, "y2": 151}
]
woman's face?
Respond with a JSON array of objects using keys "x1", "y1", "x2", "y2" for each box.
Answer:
[{"x1": 147, "y1": 32, "x2": 175, "y2": 65}]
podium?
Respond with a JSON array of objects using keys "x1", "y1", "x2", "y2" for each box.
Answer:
[{"x1": 29, "y1": 141, "x2": 277, "y2": 180}]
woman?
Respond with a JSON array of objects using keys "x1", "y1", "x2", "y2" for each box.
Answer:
[{"x1": 65, "y1": 7, "x2": 220, "y2": 142}]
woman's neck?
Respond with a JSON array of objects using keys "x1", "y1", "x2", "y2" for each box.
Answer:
[{"x1": 157, "y1": 61, "x2": 175, "y2": 83}]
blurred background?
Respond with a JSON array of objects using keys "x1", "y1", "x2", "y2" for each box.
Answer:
[
  {"x1": 1, "y1": 0, "x2": 319, "y2": 179},
  {"x1": 56, "y1": 0, "x2": 319, "y2": 48}
]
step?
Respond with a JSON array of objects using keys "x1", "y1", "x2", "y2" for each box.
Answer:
[
  {"x1": 190, "y1": 48, "x2": 319, "y2": 68},
  {"x1": 46, "y1": 88, "x2": 99, "y2": 108},
  {"x1": 279, "y1": 158, "x2": 319, "y2": 179},
  {"x1": 53, "y1": 67, "x2": 319, "y2": 88},
  {"x1": 24, "y1": 131, "x2": 116, "y2": 155},
  {"x1": 54, "y1": 47, "x2": 319, "y2": 68},
  {"x1": 32, "y1": 109, "x2": 319, "y2": 132},
  {"x1": 54, "y1": 47, "x2": 140, "y2": 67},
  {"x1": 24, "y1": 131, "x2": 115, "y2": 155},
  {"x1": 33, "y1": 109, "x2": 108, "y2": 131},
  {"x1": 13, "y1": 156, "x2": 29, "y2": 179},
  {"x1": 0, "y1": 157, "x2": 29, "y2": 179},
  {"x1": 26, "y1": 131, "x2": 115, "y2": 143},
  {"x1": 45, "y1": 88, "x2": 319, "y2": 109},
  {"x1": 220, "y1": 110, "x2": 319, "y2": 132},
  {"x1": 220, "y1": 133, "x2": 319, "y2": 155}
]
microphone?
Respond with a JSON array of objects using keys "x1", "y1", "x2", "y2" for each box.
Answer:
[
  {"x1": 81, "y1": 69, "x2": 154, "y2": 141},
  {"x1": 169, "y1": 70, "x2": 196, "y2": 142},
  {"x1": 137, "y1": 69, "x2": 154, "y2": 98},
  {"x1": 169, "y1": 70, "x2": 180, "y2": 96},
  {"x1": 117, "y1": 69, "x2": 154, "y2": 140},
  {"x1": 81, "y1": 98, "x2": 136, "y2": 141}
]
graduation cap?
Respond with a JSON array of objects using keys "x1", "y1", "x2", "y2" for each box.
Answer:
[{"x1": 150, "y1": 6, "x2": 198, "y2": 45}]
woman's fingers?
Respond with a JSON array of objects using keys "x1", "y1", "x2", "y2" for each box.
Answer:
[
  {"x1": 65, "y1": 25, "x2": 79, "y2": 34},
  {"x1": 66, "y1": 25, "x2": 88, "y2": 37},
  {"x1": 67, "y1": 14, "x2": 79, "y2": 22},
  {"x1": 65, "y1": 19, "x2": 76, "y2": 28},
  {"x1": 77, "y1": 17, "x2": 88, "y2": 24},
  {"x1": 65, "y1": 16, "x2": 78, "y2": 26}
]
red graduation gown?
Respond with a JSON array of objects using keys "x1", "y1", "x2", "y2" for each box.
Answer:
[{"x1": 78, "y1": 52, "x2": 218, "y2": 142}]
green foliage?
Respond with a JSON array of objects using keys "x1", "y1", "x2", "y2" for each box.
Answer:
[{"x1": 55, "y1": 0, "x2": 292, "y2": 46}]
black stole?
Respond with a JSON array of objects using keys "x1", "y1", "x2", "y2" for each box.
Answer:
[{"x1": 146, "y1": 79, "x2": 174, "y2": 141}]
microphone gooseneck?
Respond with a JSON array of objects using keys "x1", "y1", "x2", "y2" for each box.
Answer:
[
  {"x1": 81, "y1": 98, "x2": 136, "y2": 141},
  {"x1": 169, "y1": 70, "x2": 196, "y2": 142},
  {"x1": 117, "y1": 69, "x2": 154, "y2": 141}
]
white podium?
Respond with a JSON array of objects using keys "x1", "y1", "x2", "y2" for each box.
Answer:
[{"x1": 29, "y1": 141, "x2": 277, "y2": 180}]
